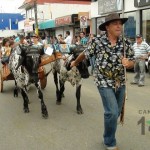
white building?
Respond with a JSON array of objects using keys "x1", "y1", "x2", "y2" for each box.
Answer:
[
  {"x1": 18, "y1": 1, "x2": 91, "y2": 38},
  {"x1": 91, "y1": 0, "x2": 150, "y2": 44}
]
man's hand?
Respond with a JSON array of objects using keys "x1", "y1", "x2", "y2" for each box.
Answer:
[
  {"x1": 70, "y1": 61, "x2": 77, "y2": 67},
  {"x1": 122, "y1": 58, "x2": 134, "y2": 69},
  {"x1": 70, "y1": 52, "x2": 85, "y2": 68}
]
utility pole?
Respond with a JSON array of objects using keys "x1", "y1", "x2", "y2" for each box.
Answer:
[{"x1": 34, "y1": 0, "x2": 38, "y2": 35}]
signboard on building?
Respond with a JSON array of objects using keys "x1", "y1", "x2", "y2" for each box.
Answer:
[
  {"x1": 78, "y1": 12, "x2": 89, "y2": 19},
  {"x1": 80, "y1": 16, "x2": 87, "y2": 28},
  {"x1": 55, "y1": 15, "x2": 72, "y2": 26},
  {"x1": 98, "y1": 0, "x2": 123, "y2": 15},
  {"x1": 24, "y1": 19, "x2": 34, "y2": 32},
  {"x1": 134, "y1": 0, "x2": 150, "y2": 7},
  {"x1": 55, "y1": 14, "x2": 78, "y2": 27}
]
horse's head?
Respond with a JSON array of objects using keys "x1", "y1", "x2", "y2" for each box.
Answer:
[
  {"x1": 60, "y1": 65, "x2": 80, "y2": 86},
  {"x1": 64, "y1": 54, "x2": 74, "y2": 71},
  {"x1": 67, "y1": 66, "x2": 81, "y2": 86},
  {"x1": 9, "y1": 45, "x2": 27, "y2": 70},
  {"x1": 25, "y1": 45, "x2": 44, "y2": 75},
  {"x1": 67, "y1": 45, "x2": 90, "y2": 79},
  {"x1": 69, "y1": 44, "x2": 86, "y2": 58},
  {"x1": 60, "y1": 54, "x2": 81, "y2": 86}
]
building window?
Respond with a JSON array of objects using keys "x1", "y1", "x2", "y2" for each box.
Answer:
[
  {"x1": 122, "y1": 12, "x2": 136, "y2": 43},
  {"x1": 142, "y1": 9, "x2": 150, "y2": 44}
]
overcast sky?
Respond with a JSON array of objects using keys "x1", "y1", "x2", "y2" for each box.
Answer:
[{"x1": 0, "y1": 0, "x2": 25, "y2": 13}]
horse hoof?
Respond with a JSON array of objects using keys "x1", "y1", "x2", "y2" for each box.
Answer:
[
  {"x1": 77, "y1": 108, "x2": 84, "y2": 114},
  {"x1": 14, "y1": 94, "x2": 18, "y2": 97},
  {"x1": 42, "y1": 113, "x2": 48, "y2": 119},
  {"x1": 56, "y1": 101, "x2": 61, "y2": 105},
  {"x1": 42, "y1": 106, "x2": 48, "y2": 119},
  {"x1": 14, "y1": 88, "x2": 18, "y2": 97},
  {"x1": 62, "y1": 93, "x2": 65, "y2": 98},
  {"x1": 24, "y1": 108, "x2": 29, "y2": 113}
]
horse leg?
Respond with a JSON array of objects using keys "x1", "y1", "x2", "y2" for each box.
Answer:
[
  {"x1": 53, "y1": 71, "x2": 60, "y2": 101},
  {"x1": 14, "y1": 80, "x2": 18, "y2": 97},
  {"x1": 20, "y1": 88, "x2": 29, "y2": 113},
  {"x1": 35, "y1": 81, "x2": 48, "y2": 119},
  {"x1": 76, "y1": 84, "x2": 83, "y2": 114},
  {"x1": 56, "y1": 79, "x2": 65, "y2": 105}
]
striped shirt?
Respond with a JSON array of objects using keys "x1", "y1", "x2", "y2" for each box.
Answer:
[{"x1": 132, "y1": 41, "x2": 150, "y2": 58}]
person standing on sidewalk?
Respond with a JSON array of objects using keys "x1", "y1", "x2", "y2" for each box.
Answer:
[
  {"x1": 130, "y1": 34, "x2": 150, "y2": 87},
  {"x1": 87, "y1": 33, "x2": 96, "y2": 75},
  {"x1": 70, "y1": 13, "x2": 134, "y2": 150},
  {"x1": 80, "y1": 32, "x2": 88, "y2": 45},
  {"x1": 58, "y1": 31, "x2": 72, "y2": 44}
]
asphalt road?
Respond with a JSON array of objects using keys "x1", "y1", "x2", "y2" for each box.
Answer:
[{"x1": 0, "y1": 65, "x2": 150, "y2": 150}]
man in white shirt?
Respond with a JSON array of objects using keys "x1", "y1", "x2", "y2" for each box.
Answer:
[
  {"x1": 131, "y1": 34, "x2": 150, "y2": 86},
  {"x1": 58, "y1": 31, "x2": 72, "y2": 44}
]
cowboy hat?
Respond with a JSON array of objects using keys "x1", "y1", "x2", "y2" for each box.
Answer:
[{"x1": 99, "y1": 13, "x2": 128, "y2": 31}]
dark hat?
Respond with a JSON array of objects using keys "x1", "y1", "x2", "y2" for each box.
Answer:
[
  {"x1": 19, "y1": 34, "x2": 25, "y2": 39},
  {"x1": 136, "y1": 34, "x2": 142, "y2": 38},
  {"x1": 31, "y1": 33, "x2": 39, "y2": 38},
  {"x1": 2, "y1": 38, "x2": 9, "y2": 46},
  {"x1": 99, "y1": 13, "x2": 128, "y2": 31}
]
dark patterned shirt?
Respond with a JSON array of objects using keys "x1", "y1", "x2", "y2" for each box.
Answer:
[{"x1": 84, "y1": 33, "x2": 134, "y2": 88}]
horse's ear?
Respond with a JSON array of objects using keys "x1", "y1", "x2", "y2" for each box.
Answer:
[
  {"x1": 38, "y1": 45, "x2": 44, "y2": 55},
  {"x1": 18, "y1": 44, "x2": 28, "y2": 55},
  {"x1": 18, "y1": 44, "x2": 22, "y2": 49}
]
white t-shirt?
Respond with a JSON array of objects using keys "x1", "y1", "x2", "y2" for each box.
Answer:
[
  {"x1": 64, "y1": 35, "x2": 72, "y2": 44},
  {"x1": 33, "y1": 42, "x2": 43, "y2": 46}
]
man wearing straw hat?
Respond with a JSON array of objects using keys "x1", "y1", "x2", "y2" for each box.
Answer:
[{"x1": 71, "y1": 13, "x2": 134, "y2": 150}]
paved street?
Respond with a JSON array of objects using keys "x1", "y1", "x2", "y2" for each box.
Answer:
[{"x1": 0, "y1": 65, "x2": 150, "y2": 150}]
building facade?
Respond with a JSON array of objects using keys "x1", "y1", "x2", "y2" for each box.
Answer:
[
  {"x1": 18, "y1": 0, "x2": 91, "y2": 38},
  {"x1": 91, "y1": 0, "x2": 150, "y2": 44},
  {"x1": 0, "y1": 13, "x2": 24, "y2": 37}
]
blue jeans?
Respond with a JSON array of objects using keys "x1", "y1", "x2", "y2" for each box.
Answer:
[{"x1": 98, "y1": 85, "x2": 125, "y2": 147}]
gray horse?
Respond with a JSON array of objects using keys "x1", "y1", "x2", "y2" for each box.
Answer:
[{"x1": 51, "y1": 45, "x2": 90, "y2": 114}]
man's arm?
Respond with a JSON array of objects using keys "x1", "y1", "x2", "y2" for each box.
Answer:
[
  {"x1": 70, "y1": 52, "x2": 85, "y2": 67},
  {"x1": 58, "y1": 38, "x2": 66, "y2": 44}
]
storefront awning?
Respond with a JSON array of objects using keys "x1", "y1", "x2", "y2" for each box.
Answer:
[
  {"x1": 38, "y1": 20, "x2": 55, "y2": 30},
  {"x1": 18, "y1": 0, "x2": 34, "y2": 9}
]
